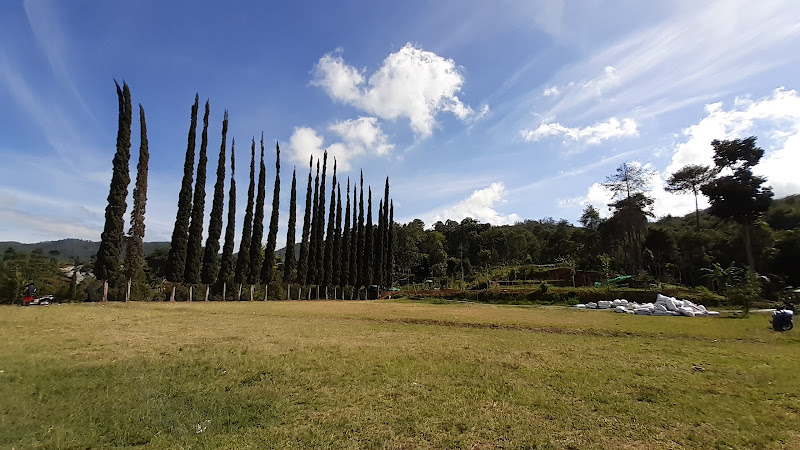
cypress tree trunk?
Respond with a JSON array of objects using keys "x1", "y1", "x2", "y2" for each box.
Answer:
[
  {"x1": 365, "y1": 187, "x2": 374, "y2": 287},
  {"x1": 202, "y1": 110, "x2": 229, "y2": 284},
  {"x1": 235, "y1": 138, "x2": 256, "y2": 284},
  {"x1": 297, "y1": 156, "x2": 313, "y2": 285},
  {"x1": 387, "y1": 201, "x2": 395, "y2": 287},
  {"x1": 284, "y1": 168, "x2": 297, "y2": 284},
  {"x1": 262, "y1": 142, "x2": 281, "y2": 285},
  {"x1": 323, "y1": 159, "x2": 337, "y2": 286},
  {"x1": 185, "y1": 100, "x2": 210, "y2": 284},
  {"x1": 308, "y1": 160, "x2": 320, "y2": 284},
  {"x1": 356, "y1": 171, "x2": 365, "y2": 288},
  {"x1": 341, "y1": 178, "x2": 351, "y2": 288},
  {"x1": 96, "y1": 81, "x2": 132, "y2": 287},
  {"x1": 333, "y1": 183, "x2": 342, "y2": 287},
  {"x1": 167, "y1": 94, "x2": 199, "y2": 283},
  {"x1": 249, "y1": 135, "x2": 266, "y2": 284},
  {"x1": 124, "y1": 103, "x2": 149, "y2": 299},
  {"x1": 218, "y1": 139, "x2": 237, "y2": 291},
  {"x1": 315, "y1": 152, "x2": 328, "y2": 284}
]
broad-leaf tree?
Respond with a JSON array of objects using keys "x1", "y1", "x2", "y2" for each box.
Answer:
[
  {"x1": 665, "y1": 164, "x2": 716, "y2": 230},
  {"x1": 701, "y1": 137, "x2": 773, "y2": 269}
]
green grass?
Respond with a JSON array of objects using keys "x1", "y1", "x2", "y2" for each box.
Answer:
[{"x1": 1, "y1": 301, "x2": 798, "y2": 449}]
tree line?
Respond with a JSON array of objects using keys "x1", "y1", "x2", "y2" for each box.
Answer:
[
  {"x1": 388, "y1": 137, "x2": 797, "y2": 300},
  {"x1": 3, "y1": 84, "x2": 798, "y2": 304},
  {"x1": 95, "y1": 84, "x2": 395, "y2": 301}
]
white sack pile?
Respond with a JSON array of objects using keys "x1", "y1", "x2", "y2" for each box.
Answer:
[{"x1": 575, "y1": 294, "x2": 719, "y2": 317}]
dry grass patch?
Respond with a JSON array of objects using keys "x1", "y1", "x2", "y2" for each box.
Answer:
[{"x1": 1, "y1": 300, "x2": 798, "y2": 448}]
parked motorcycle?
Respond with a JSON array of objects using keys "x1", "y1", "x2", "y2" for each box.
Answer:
[{"x1": 771, "y1": 307, "x2": 794, "y2": 331}]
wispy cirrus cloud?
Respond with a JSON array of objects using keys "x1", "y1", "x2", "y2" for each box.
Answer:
[
  {"x1": 520, "y1": 117, "x2": 638, "y2": 145},
  {"x1": 543, "y1": 1, "x2": 800, "y2": 122}
]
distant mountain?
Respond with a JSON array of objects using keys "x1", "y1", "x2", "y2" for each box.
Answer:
[{"x1": 0, "y1": 239, "x2": 170, "y2": 262}]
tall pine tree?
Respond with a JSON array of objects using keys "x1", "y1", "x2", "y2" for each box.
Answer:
[
  {"x1": 185, "y1": 100, "x2": 210, "y2": 284},
  {"x1": 167, "y1": 94, "x2": 199, "y2": 283},
  {"x1": 96, "y1": 81, "x2": 132, "y2": 286},
  {"x1": 365, "y1": 187, "x2": 374, "y2": 287},
  {"x1": 333, "y1": 183, "x2": 342, "y2": 287},
  {"x1": 323, "y1": 159, "x2": 337, "y2": 286},
  {"x1": 349, "y1": 179, "x2": 358, "y2": 287},
  {"x1": 262, "y1": 142, "x2": 281, "y2": 285},
  {"x1": 382, "y1": 177, "x2": 390, "y2": 288},
  {"x1": 315, "y1": 152, "x2": 328, "y2": 284},
  {"x1": 202, "y1": 110, "x2": 228, "y2": 284},
  {"x1": 124, "y1": 103, "x2": 148, "y2": 298},
  {"x1": 376, "y1": 199, "x2": 384, "y2": 288},
  {"x1": 308, "y1": 160, "x2": 320, "y2": 284},
  {"x1": 218, "y1": 139, "x2": 236, "y2": 291},
  {"x1": 387, "y1": 201, "x2": 395, "y2": 287},
  {"x1": 248, "y1": 135, "x2": 266, "y2": 284},
  {"x1": 356, "y1": 171, "x2": 365, "y2": 288},
  {"x1": 283, "y1": 168, "x2": 297, "y2": 284},
  {"x1": 297, "y1": 156, "x2": 313, "y2": 285},
  {"x1": 341, "y1": 178, "x2": 351, "y2": 287},
  {"x1": 235, "y1": 138, "x2": 256, "y2": 284}
]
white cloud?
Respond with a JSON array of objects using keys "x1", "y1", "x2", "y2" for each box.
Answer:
[
  {"x1": 312, "y1": 44, "x2": 480, "y2": 138},
  {"x1": 666, "y1": 87, "x2": 800, "y2": 198},
  {"x1": 329, "y1": 117, "x2": 394, "y2": 156},
  {"x1": 543, "y1": 86, "x2": 560, "y2": 97},
  {"x1": 573, "y1": 86, "x2": 800, "y2": 221},
  {"x1": 520, "y1": 117, "x2": 638, "y2": 145},
  {"x1": 581, "y1": 66, "x2": 618, "y2": 95},
  {"x1": 541, "y1": 1, "x2": 800, "y2": 122},
  {"x1": 423, "y1": 182, "x2": 521, "y2": 226},
  {"x1": 288, "y1": 117, "x2": 393, "y2": 171}
]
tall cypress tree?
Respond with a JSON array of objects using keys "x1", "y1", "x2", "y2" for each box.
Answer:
[
  {"x1": 308, "y1": 160, "x2": 320, "y2": 284},
  {"x1": 284, "y1": 168, "x2": 297, "y2": 284},
  {"x1": 387, "y1": 201, "x2": 395, "y2": 288},
  {"x1": 124, "y1": 103, "x2": 149, "y2": 296},
  {"x1": 381, "y1": 176, "x2": 393, "y2": 288},
  {"x1": 297, "y1": 156, "x2": 313, "y2": 285},
  {"x1": 356, "y1": 171, "x2": 365, "y2": 288},
  {"x1": 365, "y1": 187, "x2": 374, "y2": 287},
  {"x1": 349, "y1": 180, "x2": 358, "y2": 287},
  {"x1": 382, "y1": 177, "x2": 390, "y2": 288},
  {"x1": 185, "y1": 100, "x2": 210, "y2": 284},
  {"x1": 235, "y1": 138, "x2": 256, "y2": 284},
  {"x1": 96, "y1": 81, "x2": 132, "y2": 286},
  {"x1": 202, "y1": 110, "x2": 228, "y2": 284},
  {"x1": 218, "y1": 139, "x2": 236, "y2": 290},
  {"x1": 333, "y1": 183, "x2": 342, "y2": 287},
  {"x1": 249, "y1": 135, "x2": 266, "y2": 284},
  {"x1": 167, "y1": 94, "x2": 199, "y2": 283},
  {"x1": 376, "y1": 199, "x2": 384, "y2": 289},
  {"x1": 262, "y1": 142, "x2": 281, "y2": 285},
  {"x1": 315, "y1": 152, "x2": 328, "y2": 284},
  {"x1": 323, "y1": 159, "x2": 337, "y2": 286},
  {"x1": 341, "y1": 178, "x2": 351, "y2": 287}
]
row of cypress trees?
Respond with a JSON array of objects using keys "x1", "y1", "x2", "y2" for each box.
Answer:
[
  {"x1": 157, "y1": 93, "x2": 395, "y2": 299},
  {"x1": 97, "y1": 87, "x2": 395, "y2": 299}
]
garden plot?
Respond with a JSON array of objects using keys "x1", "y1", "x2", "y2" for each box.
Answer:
[{"x1": 576, "y1": 294, "x2": 720, "y2": 317}]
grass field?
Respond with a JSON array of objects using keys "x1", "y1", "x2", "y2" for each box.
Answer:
[{"x1": 1, "y1": 300, "x2": 798, "y2": 449}]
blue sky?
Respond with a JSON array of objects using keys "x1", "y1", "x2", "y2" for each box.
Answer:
[{"x1": 2, "y1": 0, "x2": 800, "y2": 245}]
